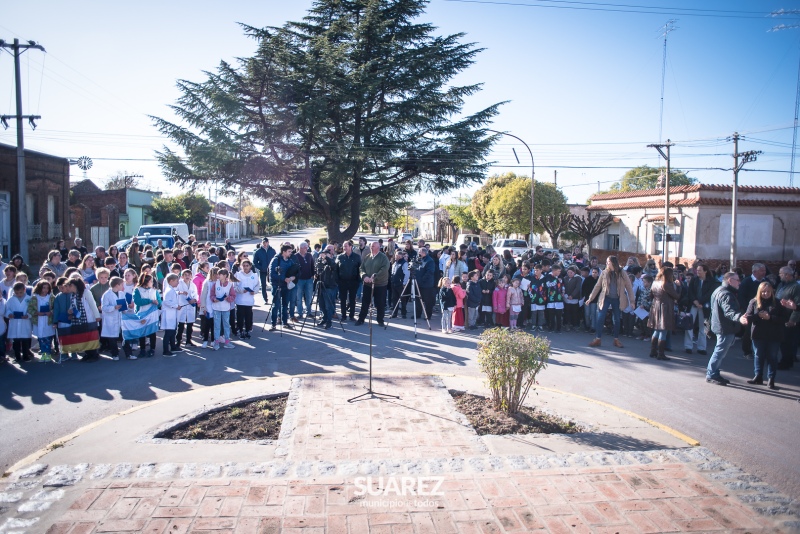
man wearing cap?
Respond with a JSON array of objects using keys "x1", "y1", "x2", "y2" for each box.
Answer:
[{"x1": 253, "y1": 237, "x2": 276, "y2": 305}]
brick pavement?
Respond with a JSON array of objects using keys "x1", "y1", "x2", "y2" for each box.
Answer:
[
  {"x1": 40, "y1": 463, "x2": 784, "y2": 533},
  {"x1": 291, "y1": 376, "x2": 482, "y2": 461}
]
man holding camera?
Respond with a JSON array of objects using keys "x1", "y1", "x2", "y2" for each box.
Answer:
[
  {"x1": 315, "y1": 246, "x2": 339, "y2": 329},
  {"x1": 416, "y1": 246, "x2": 436, "y2": 319},
  {"x1": 390, "y1": 249, "x2": 410, "y2": 319},
  {"x1": 355, "y1": 242, "x2": 390, "y2": 326}
]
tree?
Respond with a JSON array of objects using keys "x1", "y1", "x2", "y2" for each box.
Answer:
[
  {"x1": 603, "y1": 165, "x2": 695, "y2": 193},
  {"x1": 444, "y1": 197, "x2": 479, "y2": 234},
  {"x1": 569, "y1": 213, "x2": 614, "y2": 256},
  {"x1": 153, "y1": 0, "x2": 501, "y2": 244},
  {"x1": 148, "y1": 196, "x2": 187, "y2": 226},
  {"x1": 362, "y1": 197, "x2": 411, "y2": 235},
  {"x1": 536, "y1": 212, "x2": 572, "y2": 248},
  {"x1": 483, "y1": 178, "x2": 568, "y2": 237},
  {"x1": 148, "y1": 193, "x2": 211, "y2": 231},
  {"x1": 471, "y1": 172, "x2": 518, "y2": 233},
  {"x1": 105, "y1": 171, "x2": 141, "y2": 190}
]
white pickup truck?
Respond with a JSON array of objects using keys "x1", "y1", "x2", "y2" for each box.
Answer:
[{"x1": 492, "y1": 239, "x2": 529, "y2": 258}]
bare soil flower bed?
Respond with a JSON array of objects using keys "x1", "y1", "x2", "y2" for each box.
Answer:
[
  {"x1": 450, "y1": 391, "x2": 583, "y2": 436},
  {"x1": 160, "y1": 394, "x2": 288, "y2": 441}
]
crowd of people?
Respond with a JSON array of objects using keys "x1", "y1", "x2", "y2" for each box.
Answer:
[{"x1": 1, "y1": 234, "x2": 798, "y2": 391}]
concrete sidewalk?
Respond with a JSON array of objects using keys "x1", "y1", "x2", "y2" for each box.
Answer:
[{"x1": 1, "y1": 374, "x2": 798, "y2": 533}]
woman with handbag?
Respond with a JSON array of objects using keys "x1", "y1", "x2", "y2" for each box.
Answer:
[
  {"x1": 586, "y1": 255, "x2": 634, "y2": 348},
  {"x1": 647, "y1": 267, "x2": 681, "y2": 360}
]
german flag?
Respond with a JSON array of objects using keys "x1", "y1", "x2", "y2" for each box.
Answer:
[{"x1": 57, "y1": 323, "x2": 101, "y2": 353}]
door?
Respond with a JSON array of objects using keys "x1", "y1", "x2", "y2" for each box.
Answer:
[{"x1": 91, "y1": 226, "x2": 109, "y2": 249}]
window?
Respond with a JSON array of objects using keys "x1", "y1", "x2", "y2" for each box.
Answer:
[
  {"x1": 26, "y1": 193, "x2": 35, "y2": 224},
  {"x1": 47, "y1": 195, "x2": 57, "y2": 223},
  {"x1": 608, "y1": 234, "x2": 620, "y2": 250}
]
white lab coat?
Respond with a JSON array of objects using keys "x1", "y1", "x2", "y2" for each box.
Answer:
[
  {"x1": 176, "y1": 280, "x2": 198, "y2": 323},
  {"x1": 234, "y1": 270, "x2": 261, "y2": 306},
  {"x1": 161, "y1": 285, "x2": 180, "y2": 330},
  {"x1": 0, "y1": 298, "x2": 6, "y2": 336},
  {"x1": 100, "y1": 289, "x2": 127, "y2": 338},
  {"x1": 33, "y1": 294, "x2": 56, "y2": 339},
  {"x1": 5, "y1": 295, "x2": 32, "y2": 339}
]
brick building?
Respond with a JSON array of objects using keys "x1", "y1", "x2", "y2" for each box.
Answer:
[
  {"x1": 0, "y1": 143, "x2": 70, "y2": 265},
  {"x1": 70, "y1": 180, "x2": 161, "y2": 250},
  {"x1": 585, "y1": 184, "x2": 800, "y2": 272}
]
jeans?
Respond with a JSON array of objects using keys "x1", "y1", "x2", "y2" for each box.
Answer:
[
  {"x1": 287, "y1": 285, "x2": 299, "y2": 318},
  {"x1": 595, "y1": 297, "x2": 621, "y2": 339},
  {"x1": 259, "y1": 271, "x2": 269, "y2": 305},
  {"x1": 706, "y1": 331, "x2": 736, "y2": 379},
  {"x1": 683, "y1": 307, "x2": 707, "y2": 351},
  {"x1": 163, "y1": 329, "x2": 176, "y2": 353},
  {"x1": 295, "y1": 278, "x2": 314, "y2": 317},
  {"x1": 752, "y1": 339, "x2": 780, "y2": 380},
  {"x1": 467, "y1": 306, "x2": 479, "y2": 327},
  {"x1": 441, "y1": 308, "x2": 452, "y2": 331},
  {"x1": 271, "y1": 286, "x2": 290, "y2": 325},
  {"x1": 321, "y1": 287, "x2": 337, "y2": 325},
  {"x1": 651, "y1": 329, "x2": 668, "y2": 341},
  {"x1": 356, "y1": 280, "x2": 364, "y2": 299},
  {"x1": 213, "y1": 310, "x2": 231, "y2": 342},
  {"x1": 584, "y1": 302, "x2": 597, "y2": 330}
]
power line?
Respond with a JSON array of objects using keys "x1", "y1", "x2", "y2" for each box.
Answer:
[{"x1": 441, "y1": 0, "x2": 798, "y2": 19}]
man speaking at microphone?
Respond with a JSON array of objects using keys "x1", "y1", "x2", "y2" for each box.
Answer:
[{"x1": 355, "y1": 241, "x2": 390, "y2": 327}]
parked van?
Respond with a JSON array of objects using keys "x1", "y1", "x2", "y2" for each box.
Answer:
[
  {"x1": 453, "y1": 233, "x2": 491, "y2": 247},
  {"x1": 137, "y1": 223, "x2": 189, "y2": 242}
]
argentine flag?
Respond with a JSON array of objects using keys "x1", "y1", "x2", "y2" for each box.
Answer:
[{"x1": 121, "y1": 306, "x2": 161, "y2": 341}]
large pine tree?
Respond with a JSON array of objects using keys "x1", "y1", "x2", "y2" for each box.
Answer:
[{"x1": 153, "y1": 0, "x2": 501, "y2": 242}]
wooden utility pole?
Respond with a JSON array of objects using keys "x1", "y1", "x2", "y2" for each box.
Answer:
[
  {"x1": 729, "y1": 132, "x2": 761, "y2": 269},
  {"x1": 0, "y1": 38, "x2": 45, "y2": 261},
  {"x1": 647, "y1": 140, "x2": 673, "y2": 264}
]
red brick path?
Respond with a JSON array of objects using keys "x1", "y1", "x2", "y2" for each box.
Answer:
[{"x1": 46, "y1": 462, "x2": 781, "y2": 533}]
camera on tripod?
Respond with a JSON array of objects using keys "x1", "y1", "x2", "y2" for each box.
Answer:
[{"x1": 407, "y1": 256, "x2": 423, "y2": 277}]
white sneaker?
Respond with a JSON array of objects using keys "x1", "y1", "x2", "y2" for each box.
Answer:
[
  {"x1": 223, "y1": 343, "x2": 234, "y2": 350},
  {"x1": 213, "y1": 342, "x2": 220, "y2": 351},
  {"x1": 111, "y1": 356, "x2": 120, "y2": 361},
  {"x1": 127, "y1": 355, "x2": 138, "y2": 360},
  {"x1": 201, "y1": 341, "x2": 208, "y2": 349}
]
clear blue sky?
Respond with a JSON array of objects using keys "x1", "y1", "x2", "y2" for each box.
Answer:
[{"x1": 2, "y1": 0, "x2": 798, "y2": 209}]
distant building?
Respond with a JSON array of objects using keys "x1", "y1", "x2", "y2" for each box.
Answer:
[
  {"x1": 0, "y1": 143, "x2": 70, "y2": 264},
  {"x1": 208, "y1": 201, "x2": 242, "y2": 241},
  {"x1": 586, "y1": 184, "x2": 800, "y2": 270},
  {"x1": 70, "y1": 179, "x2": 162, "y2": 250}
]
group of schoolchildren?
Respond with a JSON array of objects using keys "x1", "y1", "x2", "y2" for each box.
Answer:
[
  {"x1": 435, "y1": 257, "x2": 658, "y2": 337},
  {"x1": 0, "y1": 250, "x2": 264, "y2": 363}
]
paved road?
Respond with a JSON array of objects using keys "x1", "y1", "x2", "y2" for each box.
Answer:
[{"x1": 1, "y1": 229, "x2": 798, "y2": 500}]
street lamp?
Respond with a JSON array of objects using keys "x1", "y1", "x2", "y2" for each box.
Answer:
[{"x1": 486, "y1": 129, "x2": 535, "y2": 244}]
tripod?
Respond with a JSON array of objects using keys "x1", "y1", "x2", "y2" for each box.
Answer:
[
  {"x1": 347, "y1": 303, "x2": 400, "y2": 403},
  {"x1": 261, "y1": 289, "x2": 284, "y2": 337},
  {"x1": 300, "y1": 281, "x2": 345, "y2": 334},
  {"x1": 388, "y1": 274, "x2": 431, "y2": 338}
]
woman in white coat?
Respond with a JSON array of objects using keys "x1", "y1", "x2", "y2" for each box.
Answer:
[
  {"x1": 160, "y1": 274, "x2": 181, "y2": 357},
  {"x1": 176, "y1": 269, "x2": 199, "y2": 347},
  {"x1": 234, "y1": 260, "x2": 260, "y2": 339}
]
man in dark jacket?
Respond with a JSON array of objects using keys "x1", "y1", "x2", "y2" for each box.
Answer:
[
  {"x1": 389, "y1": 249, "x2": 410, "y2": 319},
  {"x1": 737, "y1": 263, "x2": 766, "y2": 358},
  {"x1": 415, "y1": 246, "x2": 436, "y2": 320},
  {"x1": 268, "y1": 245, "x2": 297, "y2": 331},
  {"x1": 776, "y1": 266, "x2": 800, "y2": 369},
  {"x1": 706, "y1": 272, "x2": 748, "y2": 385},
  {"x1": 336, "y1": 240, "x2": 362, "y2": 321},
  {"x1": 292, "y1": 243, "x2": 316, "y2": 322},
  {"x1": 683, "y1": 264, "x2": 719, "y2": 355},
  {"x1": 315, "y1": 246, "x2": 339, "y2": 329},
  {"x1": 355, "y1": 242, "x2": 390, "y2": 326},
  {"x1": 253, "y1": 238, "x2": 276, "y2": 305}
]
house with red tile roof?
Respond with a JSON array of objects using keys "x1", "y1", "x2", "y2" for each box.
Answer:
[{"x1": 585, "y1": 184, "x2": 800, "y2": 269}]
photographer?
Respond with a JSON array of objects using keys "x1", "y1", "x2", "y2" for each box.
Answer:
[
  {"x1": 315, "y1": 246, "x2": 339, "y2": 330},
  {"x1": 416, "y1": 246, "x2": 436, "y2": 319},
  {"x1": 389, "y1": 249, "x2": 410, "y2": 319}
]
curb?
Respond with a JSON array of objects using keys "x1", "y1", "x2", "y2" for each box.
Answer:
[{"x1": 4, "y1": 371, "x2": 700, "y2": 476}]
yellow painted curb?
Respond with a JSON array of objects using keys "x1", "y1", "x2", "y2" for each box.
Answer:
[{"x1": 5, "y1": 371, "x2": 699, "y2": 476}]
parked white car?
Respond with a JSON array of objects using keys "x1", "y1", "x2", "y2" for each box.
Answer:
[{"x1": 492, "y1": 239, "x2": 529, "y2": 258}]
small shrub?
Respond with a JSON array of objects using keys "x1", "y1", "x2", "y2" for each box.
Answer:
[
  {"x1": 476, "y1": 328, "x2": 550, "y2": 414},
  {"x1": 255, "y1": 400, "x2": 270, "y2": 410},
  {"x1": 230, "y1": 407, "x2": 243, "y2": 418}
]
